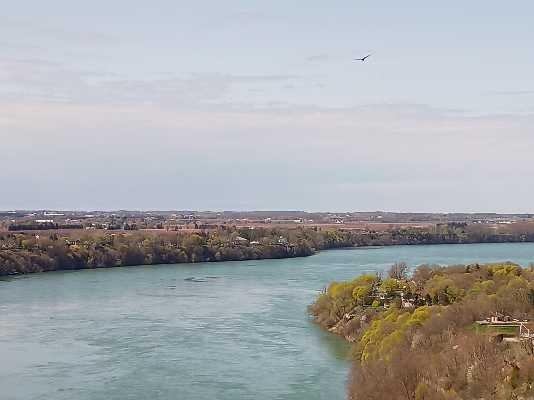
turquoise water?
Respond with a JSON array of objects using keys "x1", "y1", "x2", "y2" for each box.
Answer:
[{"x1": 1, "y1": 243, "x2": 534, "y2": 400}]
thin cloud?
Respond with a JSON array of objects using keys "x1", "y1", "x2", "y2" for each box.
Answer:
[
  {"x1": 306, "y1": 54, "x2": 330, "y2": 62},
  {"x1": 1, "y1": 99, "x2": 533, "y2": 211},
  {"x1": 488, "y1": 90, "x2": 534, "y2": 96},
  {"x1": 0, "y1": 16, "x2": 118, "y2": 45},
  {"x1": 0, "y1": 55, "x2": 301, "y2": 106}
]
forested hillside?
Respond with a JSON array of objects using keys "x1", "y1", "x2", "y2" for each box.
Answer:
[
  {"x1": 2, "y1": 223, "x2": 534, "y2": 276},
  {"x1": 310, "y1": 263, "x2": 534, "y2": 399}
]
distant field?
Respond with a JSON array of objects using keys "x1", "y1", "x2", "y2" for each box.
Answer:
[
  {"x1": 0, "y1": 221, "x2": 437, "y2": 234},
  {"x1": 233, "y1": 222, "x2": 436, "y2": 231},
  {"x1": 4, "y1": 220, "x2": 534, "y2": 237}
]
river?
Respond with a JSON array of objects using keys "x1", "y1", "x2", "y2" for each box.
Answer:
[{"x1": 2, "y1": 243, "x2": 534, "y2": 400}]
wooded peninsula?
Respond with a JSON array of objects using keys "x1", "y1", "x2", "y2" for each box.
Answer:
[
  {"x1": 310, "y1": 262, "x2": 534, "y2": 399},
  {"x1": 2, "y1": 223, "x2": 534, "y2": 276}
]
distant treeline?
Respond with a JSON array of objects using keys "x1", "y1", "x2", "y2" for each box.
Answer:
[
  {"x1": 8, "y1": 222, "x2": 84, "y2": 231},
  {"x1": 1, "y1": 223, "x2": 534, "y2": 276}
]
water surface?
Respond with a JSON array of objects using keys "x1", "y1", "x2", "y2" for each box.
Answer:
[{"x1": 1, "y1": 243, "x2": 534, "y2": 400}]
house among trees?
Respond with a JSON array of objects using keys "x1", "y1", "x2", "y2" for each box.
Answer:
[
  {"x1": 233, "y1": 236, "x2": 249, "y2": 245},
  {"x1": 490, "y1": 313, "x2": 513, "y2": 324},
  {"x1": 400, "y1": 292, "x2": 415, "y2": 309},
  {"x1": 477, "y1": 312, "x2": 525, "y2": 326},
  {"x1": 277, "y1": 236, "x2": 289, "y2": 245}
]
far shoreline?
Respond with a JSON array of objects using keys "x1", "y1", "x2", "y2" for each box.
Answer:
[{"x1": 3, "y1": 240, "x2": 534, "y2": 279}]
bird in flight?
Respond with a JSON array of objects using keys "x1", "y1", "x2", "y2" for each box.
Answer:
[{"x1": 354, "y1": 54, "x2": 371, "y2": 62}]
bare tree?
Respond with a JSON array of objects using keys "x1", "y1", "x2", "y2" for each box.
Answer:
[
  {"x1": 521, "y1": 338, "x2": 534, "y2": 356},
  {"x1": 389, "y1": 262, "x2": 409, "y2": 280}
]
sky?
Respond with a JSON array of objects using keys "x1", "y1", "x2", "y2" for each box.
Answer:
[{"x1": 1, "y1": 0, "x2": 534, "y2": 212}]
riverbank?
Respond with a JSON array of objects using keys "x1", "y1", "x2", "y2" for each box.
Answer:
[{"x1": 2, "y1": 224, "x2": 534, "y2": 276}]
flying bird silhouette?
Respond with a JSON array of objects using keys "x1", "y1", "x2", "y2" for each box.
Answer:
[{"x1": 354, "y1": 54, "x2": 371, "y2": 62}]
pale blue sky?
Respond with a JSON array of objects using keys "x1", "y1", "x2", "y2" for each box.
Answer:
[{"x1": 1, "y1": 1, "x2": 534, "y2": 211}]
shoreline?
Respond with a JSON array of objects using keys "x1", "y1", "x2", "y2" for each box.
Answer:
[{"x1": 3, "y1": 239, "x2": 534, "y2": 278}]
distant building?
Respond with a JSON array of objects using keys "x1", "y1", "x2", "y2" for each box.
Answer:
[
  {"x1": 476, "y1": 313, "x2": 524, "y2": 326},
  {"x1": 490, "y1": 314, "x2": 513, "y2": 323},
  {"x1": 234, "y1": 236, "x2": 249, "y2": 245}
]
